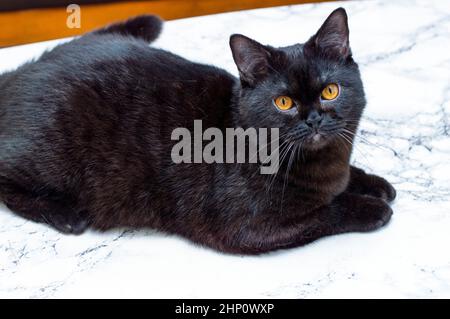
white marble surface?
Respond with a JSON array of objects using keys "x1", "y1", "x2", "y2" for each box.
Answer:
[{"x1": 1, "y1": 0, "x2": 450, "y2": 298}]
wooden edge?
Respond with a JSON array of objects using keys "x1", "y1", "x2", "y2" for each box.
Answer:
[{"x1": 0, "y1": 0, "x2": 332, "y2": 47}]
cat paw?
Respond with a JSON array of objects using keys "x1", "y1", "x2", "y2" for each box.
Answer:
[
  {"x1": 348, "y1": 168, "x2": 397, "y2": 203},
  {"x1": 344, "y1": 195, "x2": 393, "y2": 232},
  {"x1": 365, "y1": 174, "x2": 397, "y2": 203},
  {"x1": 45, "y1": 209, "x2": 90, "y2": 235}
]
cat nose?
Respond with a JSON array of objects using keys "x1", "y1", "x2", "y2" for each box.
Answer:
[{"x1": 305, "y1": 111, "x2": 323, "y2": 129}]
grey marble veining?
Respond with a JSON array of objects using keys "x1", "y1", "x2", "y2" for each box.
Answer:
[{"x1": 0, "y1": 0, "x2": 449, "y2": 298}]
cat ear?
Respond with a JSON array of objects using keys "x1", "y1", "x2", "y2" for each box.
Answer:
[
  {"x1": 230, "y1": 34, "x2": 271, "y2": 86},
  {"x1": 304, "y1": 8, "x2": 351, "y2": 60}
]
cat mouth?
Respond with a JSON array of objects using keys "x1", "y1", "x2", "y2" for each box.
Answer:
[
  {"x1": 287, "y1": 128, "x2": 337, "y2": 149},
  {"x1": 310, "y1": 133, "x2": 323, "y2": 142},
  {"x1": 304, "y1": 131, "x2": 329, "y2": 148}
]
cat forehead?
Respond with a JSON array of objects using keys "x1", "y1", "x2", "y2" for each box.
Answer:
[
  {"x1": 283, "y1": 58, "x2": 336, "y2": 85},
  {"x1": 278, "y1": 43, "x2": 304, "y2": 60},
  {"x1": 269, "y1": 44, "x2": 343, "y2": 87}
]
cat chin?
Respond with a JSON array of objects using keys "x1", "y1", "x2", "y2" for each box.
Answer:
[{"x1": 302, "y1": 133, "x2": 332, "y2": 150}]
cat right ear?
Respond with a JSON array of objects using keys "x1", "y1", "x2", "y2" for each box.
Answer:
[
  {"x1": 304, "y1": 8, "x2": 351, "y2": 60},
  {"x1": 230, "y1": 34, "x2": 271, "y2": 86}
]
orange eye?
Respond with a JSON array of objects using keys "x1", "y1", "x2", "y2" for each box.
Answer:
[
  {"x1": 274, "y1": 96, "x2": 293, "y2": 110},
  {"x1": 321, "y1": 83, "x2": 339, "y2": 100}
]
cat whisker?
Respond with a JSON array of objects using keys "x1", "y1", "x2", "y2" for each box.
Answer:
[
  {"x1": 252, "y1": 137, "x2": 288, "y2": 183},
  {"x1": 248, "y1": 131, "x2": 288, "y2": 163},
  {"x1": 341, "y1": 128, "x2": 388, "y2": 152},
  {"x1": 266, "y1": 140, "x2": 294, "y2": 194},
  {"x1": 339, "y1": 131, "x2": 373, "y2": 167},
  {"x1": 249, "y1": 137, "x2": 290, "y2": 181},
  {"x1": 279, "y1": 142, "x2": 301, "y2": 214},
  {"x1": 278, "y1": 142, "x2": 297, "y2": 213},
  {"x1": 336, "y1": 133, "x2": 351, "y2": 151}
]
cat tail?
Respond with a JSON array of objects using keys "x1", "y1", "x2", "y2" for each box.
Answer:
[{"x1": 91, "y1": 15, "x2": 163, "y2": 43}]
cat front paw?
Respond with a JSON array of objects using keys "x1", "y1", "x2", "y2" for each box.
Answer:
[
  {"x1": 365, "y1": 174, "x2": 397, "y2": 203},
  {"x1": 341, "y1": 194, "x2": 393, "y2": 233},
  {"x1": 348, "y1": 167, "x2": 397, "y2": 203}
]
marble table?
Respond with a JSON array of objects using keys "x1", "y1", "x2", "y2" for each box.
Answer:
[{"x1": 1, "y1": 0, "x2": 449, "y2": 298}]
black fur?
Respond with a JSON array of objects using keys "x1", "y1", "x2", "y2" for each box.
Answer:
[{"x1": 0, "y1": 10, "x2": 395, "y2": 254}]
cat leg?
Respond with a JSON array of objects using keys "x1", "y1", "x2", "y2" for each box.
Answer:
[
  {"x1": 91, "y1": 15, "x2": 163, "y2": 43},
  {"x1": 347, "y1": 166, "x2": 396, "y2": 202},
  {"x1": 0, "y1": 180, "x2": 90, "y2": 234},
  {"x1": 205, "y1": 192, "x2": 392, "y2": 254}
]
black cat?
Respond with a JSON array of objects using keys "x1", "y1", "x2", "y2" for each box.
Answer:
[{"x1": 0, "y1": 9, "x2": 396, "y2": 254}]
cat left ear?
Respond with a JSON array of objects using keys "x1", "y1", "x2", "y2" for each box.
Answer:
[
  {"x1": 230, "y1": 34, "x2": 271, "y2": 86},
  {"x1": 304, "y1": 8, "x2": 351, "y2": 60}
]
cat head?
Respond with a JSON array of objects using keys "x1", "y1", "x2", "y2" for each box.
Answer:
[{"x1": 230, "y1": 8, "x2": 365, "y2": 150}]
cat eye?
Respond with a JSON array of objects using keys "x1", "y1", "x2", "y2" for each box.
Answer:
[
  {"x1": 321, "y1": 83, "x2": 339, "y2": 100},
  {"x1": 274, "y1": 96, "x2": 294, "y2": 111}
]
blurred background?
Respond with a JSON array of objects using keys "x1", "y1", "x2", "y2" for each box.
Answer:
[{"x1": 0, "y1": 0, "x2": 333, "y2": 47}]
